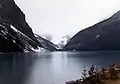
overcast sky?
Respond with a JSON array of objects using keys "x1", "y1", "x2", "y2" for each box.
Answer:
[{"x1": 14, "y1": 0, "x2": 120, "y2": 44}]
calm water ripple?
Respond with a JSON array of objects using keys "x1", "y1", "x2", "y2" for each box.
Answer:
[{"x1": 0, "y1": 51, "x2": 120, "y2": 84}]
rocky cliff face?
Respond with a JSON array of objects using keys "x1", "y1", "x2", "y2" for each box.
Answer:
[
  {"x1": 0, "y1": 0, "x2": 58, "y2": 52},
  {"x1": 0, "y1": 0, "x2": 43, "y2": 52},
  {"x1": 64, "y1": 11, "x2": 120, "y2": 51}
]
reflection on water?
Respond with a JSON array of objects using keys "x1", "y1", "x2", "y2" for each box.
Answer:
[{"x1": 0, "y1": 51, "x2": 120, "y2": 84}]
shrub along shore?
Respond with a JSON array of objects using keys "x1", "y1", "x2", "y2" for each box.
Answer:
[{"x1": 66, "y1": 64, "x2": 120, "y2": 84}]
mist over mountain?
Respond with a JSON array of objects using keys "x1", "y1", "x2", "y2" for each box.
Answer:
[
  {"x1": 42, "y1": 33, "x2": 52, "y2": 41},
  {"x1": 34, "y1": 34, "x2": 57, "y2": 51}
]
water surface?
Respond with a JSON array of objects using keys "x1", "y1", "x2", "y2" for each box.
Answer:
[{"x1": 0, "y1": 51, "x2": 120, "y2": 84}]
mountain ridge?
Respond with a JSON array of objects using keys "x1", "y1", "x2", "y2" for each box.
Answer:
[
  {"x1": 0, "y1": 0, "x2": 57, "y2": 52},
  {"x1": 64, "y1": 10, "x2": 120, "y2": 51}
]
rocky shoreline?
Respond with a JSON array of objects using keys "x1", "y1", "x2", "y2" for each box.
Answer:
[{"x1": 66, "y1": 64, "x2": 120, "y2": 84}]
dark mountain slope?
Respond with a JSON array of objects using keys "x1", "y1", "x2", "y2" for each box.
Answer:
[
  {"x1": 64, "y1": 11, "x2": 120, "y2": 51},
  {"x1": 0, "y1": 22, "x2": 39, "y2": 52},
  {"x1": 34, "y1": 34, "x2": 57, "y2": 51},
  {"x1": 0, "y1": 0, "x2": 44, "y2": 52},
  {"x1": 0, "y1": 0, "x2": 42, "y2": 49}
]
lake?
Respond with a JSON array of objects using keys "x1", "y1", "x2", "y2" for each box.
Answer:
[{"x1": 0, "y1": 51, "x2": 120, "y2": 84}]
